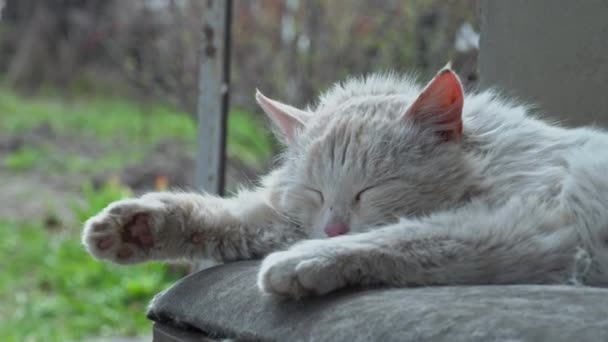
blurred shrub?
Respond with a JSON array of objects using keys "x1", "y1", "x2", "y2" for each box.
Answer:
[{"x1": 0, "y1": 0, "x2": 479, "y2": 116}]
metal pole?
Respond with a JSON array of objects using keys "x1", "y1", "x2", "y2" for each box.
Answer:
[{"x1": 196, "y1": 0, "x2": 232, "y2": 196}]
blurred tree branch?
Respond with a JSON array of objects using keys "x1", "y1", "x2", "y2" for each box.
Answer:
[{"x1": 0, "y1": 0, "x2": 479, "y2": 117}]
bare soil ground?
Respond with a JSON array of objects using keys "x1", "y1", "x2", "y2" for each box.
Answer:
[{"x1": 0, "y1": 124, "x2": 256, "y2": 223}]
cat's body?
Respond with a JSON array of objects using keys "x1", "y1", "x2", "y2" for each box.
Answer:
[{"x1": 83, "y1": 68, "x2": 608, "y2": 298}]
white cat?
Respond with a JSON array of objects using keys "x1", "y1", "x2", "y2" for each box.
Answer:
[{"x1": 82, "y1": 66, "x2": 608, "y2": 298}]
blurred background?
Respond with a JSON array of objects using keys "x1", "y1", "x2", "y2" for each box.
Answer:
[{"x1": 0, "y1": 0, "x2": 478, "y2": 340}]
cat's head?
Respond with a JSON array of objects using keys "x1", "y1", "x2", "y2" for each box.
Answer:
[{"x1": 258, "y1": 67, "x2": 476, "y2": 238}]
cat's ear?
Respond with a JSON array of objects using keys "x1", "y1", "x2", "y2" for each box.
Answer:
[
  {"x1": 403, "y1": 66, "x2": 464, "y2": 141},
  {"x1": 256, "y1": 90, "x2": 310, "y2": 144}
]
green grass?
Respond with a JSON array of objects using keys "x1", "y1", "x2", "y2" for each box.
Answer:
[
  {"x1": 227, "y1": 108, "x2": 274, "y2": 168},
  {"x1": 0, "y1": 89, "x2": 196, "y2": 145},
  {"x1": 0, "y1": 220, "x2": 181, "y2": 341},
  {"x1": 0, "y1": 86, "x2": 274, "y2": 173},
  {"x1": 0, "y1": 87, "x2": 275, "y2": 340},
  {"x1": 3, "y1": 147, "x2": 44, "y2": 171},
  {"x1": 0, "y1": 183, "x2": 185, "y2": 342},
  {"x1": 4, "y1": 144, "x2": 143, "y2": 176}
]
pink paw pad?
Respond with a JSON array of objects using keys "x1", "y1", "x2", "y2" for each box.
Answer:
[
  {"x1": 120, "y1": 213, "x2": 154, "y2": 247},
  {"x1": 97, "y1": 236, "x2": 114, "y2": 250},
  {"x1": 130, "y1": 214, "x2": 154, "y2": 246}
]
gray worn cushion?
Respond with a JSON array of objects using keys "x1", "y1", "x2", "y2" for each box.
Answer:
[{"x1": 148, "y1": 261, "x2": 608, "y2": 342}]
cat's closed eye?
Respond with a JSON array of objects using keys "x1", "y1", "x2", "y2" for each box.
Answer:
[
  {"x1": 354, "y1": 186, "x2": 376, "y2": 203},
  {"x1": 303, "y1": 187, "x2": 324, "y2": 204}
]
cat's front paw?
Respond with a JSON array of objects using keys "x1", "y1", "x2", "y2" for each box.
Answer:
[
  {"x1": 82, "y1": 198, "x2": 167, "y2": 264},
  {"x1": 257, "y1": 241, "x2": 348, "y2": 298}
]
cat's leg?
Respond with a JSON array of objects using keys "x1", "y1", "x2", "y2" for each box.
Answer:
[
  {"x1": 560, "y1": 149, "x2": 608, "y2": 285},
  {"x1": 258, "y1": 196, "x2": 582, "y2": 298},
  {"x1": 82, "y1": 189, "x2": 305, "y2": 264}
]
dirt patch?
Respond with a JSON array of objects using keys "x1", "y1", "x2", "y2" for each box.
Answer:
[
  {"x1": 0, "y1": 169, "x2": 81, "y2": 222},
  {"x1": 0, "y1": 124, "x2": 259, "y2": 223},
  {"x1": 96, "y1": 140, "x2": 259, "y2": 194}
]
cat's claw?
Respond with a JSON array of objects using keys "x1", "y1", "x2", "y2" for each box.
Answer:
[
  {"x1": 82, "y1": 198, "x2": 166, "y2": 264},
  {"x1": 257, "y1": 241, "x2": 348, "y2": 298}
]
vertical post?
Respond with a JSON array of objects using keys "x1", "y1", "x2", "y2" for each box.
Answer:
[
  {"x1": 194, "y1": 0, "x2": 231, "y2": 271},
  {"x1": 479, "y1": 0, "x2": 608, "y2": 127},
  {"x1": 153, "y1": 1, "x2": 232, "y2": 337},
  {"x1": 196, "y1": 0, "x2": 232, "y2": 196}
]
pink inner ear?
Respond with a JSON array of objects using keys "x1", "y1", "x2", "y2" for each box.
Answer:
[
  {"x1": 255, "y1": 90, "x2": 307, "y2": 143},
  {"x1": 405, "y1": 69, "x2": 464, "y2": 140}
]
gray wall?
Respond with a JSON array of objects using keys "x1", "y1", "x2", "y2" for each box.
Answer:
[{"x1": 479, "y1": 0, "x2": 608, "y2": 127}]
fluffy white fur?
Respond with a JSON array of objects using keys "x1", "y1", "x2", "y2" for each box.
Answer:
[{"x1": 82, "y1": 67, "x2": 608, "y2": 298}]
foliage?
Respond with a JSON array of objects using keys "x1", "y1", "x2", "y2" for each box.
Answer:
[
  {"x1": 3, "y1": 147, "x2": 43, "y2": 171},
  {"x1": 72, "y1": 179, "x2": 132, "y2": 223},
  {"x1": 0, "y1": 86, "x2": 274, "y2": 341},
  {"x1": 227, "y1": 108, "x2": 274, "y2": 169},
  {"x1": 0, "y1": 88, "x2": 196, "y2": 145},
  {"x1": 0, "y1": 86, "x2": 273, "y2": 174},
  {"x1": 0, "y1": 182, "x2": 184, "y2": 341},
  {"x1": 0, "y1": 0, "x2": 479, "y2": 116}
]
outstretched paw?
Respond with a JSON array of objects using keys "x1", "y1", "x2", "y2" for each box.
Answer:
[
  {"x1": 82, "y1": 198, "x2": 166, "y2": 264},
  {"x1": 257, "y1": 240, "x2": 349, "y2": 298}
]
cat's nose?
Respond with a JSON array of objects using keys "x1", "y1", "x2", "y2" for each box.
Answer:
[{"x1": 324, "y1": 222, "x2": 349, "y2": 237}]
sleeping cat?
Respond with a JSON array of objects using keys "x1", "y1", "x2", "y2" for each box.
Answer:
[{"x1": 82, "y1": 66, "x2": 608, "y2": 298}]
